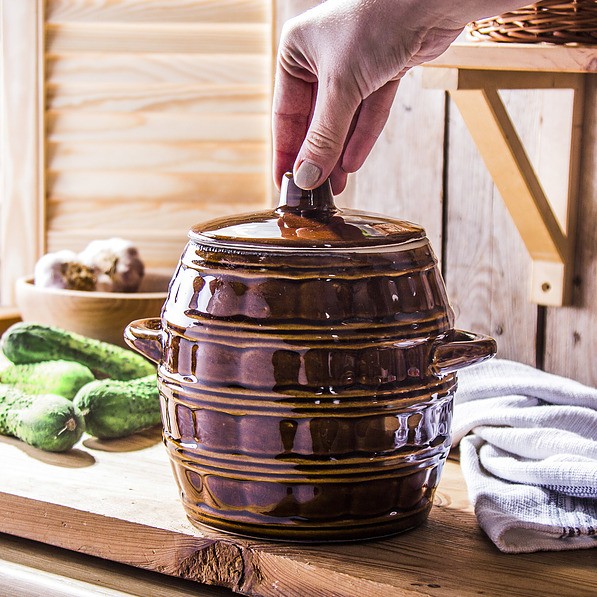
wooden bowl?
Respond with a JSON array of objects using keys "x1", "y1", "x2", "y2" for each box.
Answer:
[{"x1": 15, "y1": 272, "x2": 170, "y2": 347}]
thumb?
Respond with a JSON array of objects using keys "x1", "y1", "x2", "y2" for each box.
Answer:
[{"x1": 293, "y1": 81, "x2": 360, "y2": 190}]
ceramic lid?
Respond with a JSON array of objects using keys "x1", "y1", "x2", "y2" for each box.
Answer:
[{"x1": 189, "y1": 173, "x2": 426, "y2": 250}]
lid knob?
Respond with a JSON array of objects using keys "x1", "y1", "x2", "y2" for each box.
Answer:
[{"x1": 277, "y1": 172, "x2": 336, "y2": 215}]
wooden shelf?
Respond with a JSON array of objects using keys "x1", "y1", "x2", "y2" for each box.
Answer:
[
  {"x1": 426, "y1": 42, "x2": 597, "y2": 73},
  {"x1": 424, "y1": 43, "x2": 597, "y2": 306}
]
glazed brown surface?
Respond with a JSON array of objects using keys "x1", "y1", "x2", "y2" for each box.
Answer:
[
  {"x1": 156, "y1": 235, "x2": 457, "y2": 540},
  {"x1": 126, "y1": 176, "x2": 495, "y2": 541}
]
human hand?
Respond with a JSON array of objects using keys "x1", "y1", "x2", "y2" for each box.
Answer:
[{"x1": 273, "y1": 0, "x2": 526, "y2": 193}]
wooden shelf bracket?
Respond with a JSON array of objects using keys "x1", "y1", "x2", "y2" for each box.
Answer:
[{"x1": 423, "y1": 67, "x2": 586, "y2": 306}]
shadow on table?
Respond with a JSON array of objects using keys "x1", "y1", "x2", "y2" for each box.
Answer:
[
  {"x1": 0, "y1": 434, "x2": 95, "y2": 468},
  {"x1": 83, "y1": 425, "x2": 162, "y2": 453}
]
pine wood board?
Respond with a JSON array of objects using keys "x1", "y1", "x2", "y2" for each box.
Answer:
[
  {"x1": 46, "y1": 54, "x2": 270, "y2": 87},
  {"x1": 47, "y1": 84, "x2": 269, "y2": 114},
  {"x1": 449, "y1": 89, "x2": 566, "y2": 264},
  {"x1": 47, "y1": 141, "x2": 267, "y2": 173},
  {"x1": 46, "y1": 22, "x2": 269, "y2": 55},
  {"x1": 47, "y1": 171, "x2": 266, "y2": 203},
  {"x1": 46, "y1": 200, "x2": 264, "y2": 233},
  {"x1": 425, "y1": 60, "x2": 584, "y2": 307},
  {"x1": 427, "y1": 42, "x2": 597, "y2": 74},
  {"x1": 47, "y1": 111, "x2": 269, "y2": 143},
  {"x1": 0, "y1": 431, "x2": 595, "y2": 597},
  {"x1": 46, "y1": 0, "x2": 269, "y2": 24}
]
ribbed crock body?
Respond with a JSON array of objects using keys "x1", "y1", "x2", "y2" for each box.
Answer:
[{"x1": 158, "y1": 237, "x2": 457, "y2": 540}]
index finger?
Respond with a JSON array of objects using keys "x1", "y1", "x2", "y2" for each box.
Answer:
[{"x1": 272, "y1": 67, "x2": 315, "y2": 189}]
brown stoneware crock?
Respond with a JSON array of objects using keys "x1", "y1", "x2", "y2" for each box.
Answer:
[{"x1": 125, "y1": 173, "x2": 496, "y2": 542}]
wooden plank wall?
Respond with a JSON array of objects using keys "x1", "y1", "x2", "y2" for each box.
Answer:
[
  {"x1": 274, "y1": 2, "x2": 597, "y2": 387},
  {"x1": 444, "y1": 90, "x2": 541, "y2": 369},
  {"x1": 445, "y1": 84, "x2": 597, "y2": 387},
  {"x1": 0, "y1": 0, "x2": 45, "y2": 305},
  {"x1": 44, "y1": 0, "x2": 272, "y2": 270},
  {"x1": 544, "y1": 76, "x2": 597, "y2": 383}
]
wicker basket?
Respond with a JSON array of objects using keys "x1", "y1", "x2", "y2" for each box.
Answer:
[{"x1": 467, "y1": 0, "x2": 597, "y2": 44}]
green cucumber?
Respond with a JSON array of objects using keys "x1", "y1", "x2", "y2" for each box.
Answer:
[
  {"x1": 0, "y1": 384, "x2": 85, "y2": 451},
  {"x1": 0, "y1": 360, "x2": 95, "y2": 400},
  {"x1": 73, "y1": 375, "x2": 160, "y2": 439},
  {"x1": 1, "y1": 323, "x2": 155, "y2": 381}
]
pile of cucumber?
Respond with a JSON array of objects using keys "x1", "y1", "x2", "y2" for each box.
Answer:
[{"x1": 0, "y1": 322, "x2": 161, "y2": 452}]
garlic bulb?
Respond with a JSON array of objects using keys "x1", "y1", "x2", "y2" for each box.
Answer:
[
  {"x1": 33, "y1": 238, "x2": 145, "y2": 293},
  {"x1": 78, "y1": 238, "x2": 144, "y2": 293},
  {"x1": 33, "y1": 250, "x2": 96, "y2": 291}
]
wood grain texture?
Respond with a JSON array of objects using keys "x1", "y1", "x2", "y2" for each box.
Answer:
[
  {"x1": 544, "y1": 76, "x2": 597, "y2": 387},
  {"x1": 523, "y1": 88, "x2": 579, "y2": 232},
  {"x1": 0, "y1": 534, "x2": 231, "y2": 597},
  {"x1": 428, "y1": 71, "x2": 584, "y2": 307},
  {"x1": 48, "y1": 141, "x2": 267, "y2": 172},
  {"x1": 47, "y1": 84, "x2": 269, "y2": 113},
  {"x1": 422, "y1": 44, "x2": 597, "y2": 379},
  {"x1": 444, "y1": 90, "x2": 538, "y2": 366},
  {"x1": 0, "y1": 0, "x2": 273, "y2": 305},
  {"x1": 46, "y1": 22, "x2": 269, "y2": 54},
  {"x1": 47, "y1": 171, "x2": 265, "y2": 202},
  {"x1": 0, "y1": 0, "x2": 46, "y2": 305},
  {"x1": 427, "y1": 42, "x2": 597, "y2": 74},
  {"x1": 47, "y1": 54, "x2": 270, "y2": 86},
  {"x1": 35, "y1": 0, "x2": 273, "y2": 284},
  {"x1": 47, "y1": 111, "x2": 269, "y2": 143},
  {"x1": 423, "y1": 67, "x2": 583, "y2": 92},
  {"x1": 0, "y1": 434, "x2": 595, "y2": 597},
  {"x1": 46, "y1": 201, "x2": 257, "y2": 233},
  {"x1": 47, "y1": 0, "x2": 269, "y2": 23},
  {"x1": 449, "y1": 89, "x2": 566, "y2": 263},
  {"x1": 45, "y1": 203, "x2": 256, "y2": 245}
]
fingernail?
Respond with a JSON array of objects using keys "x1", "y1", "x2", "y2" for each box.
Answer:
[{"x1": 294, "y1": 160, "x2": 322, "y2": 189}]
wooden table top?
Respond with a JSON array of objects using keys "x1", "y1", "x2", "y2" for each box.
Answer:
[{"x1": 0, "y1": 429, "x2": 595, "y2": 597}]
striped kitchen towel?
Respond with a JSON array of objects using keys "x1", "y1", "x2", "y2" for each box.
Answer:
[{"x1": 453, "y1": 359, "x2": 597, "y2": 553}]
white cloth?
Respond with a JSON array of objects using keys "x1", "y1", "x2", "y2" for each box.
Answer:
[{"x1": 453, "y1": 359, "x2": 597, "y2": 553}]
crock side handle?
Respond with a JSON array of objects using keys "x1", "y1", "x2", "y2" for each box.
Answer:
[
  {"x1": 124, "y1": 318, "x2": 164, "y2": 365},
  {"x1": 429, "y1": 329, "x2": 497, "y2": 377}
]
